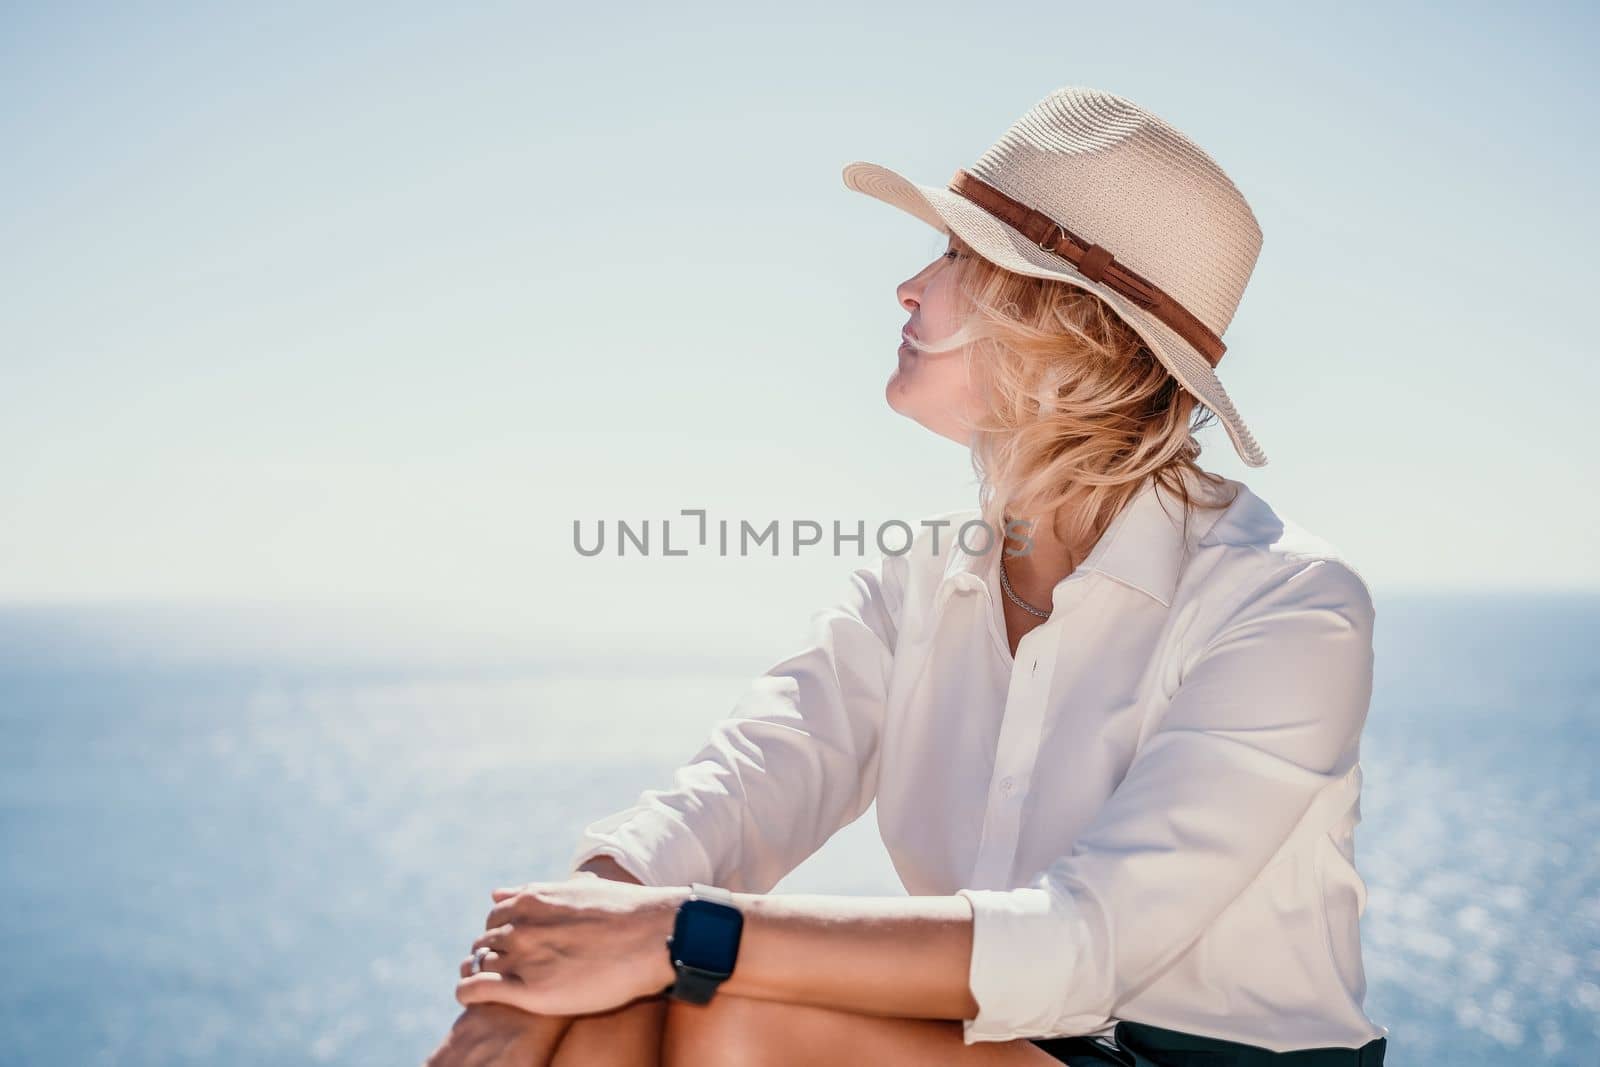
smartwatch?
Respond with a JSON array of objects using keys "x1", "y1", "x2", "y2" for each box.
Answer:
[{"x1": 662, "y1": 882, "x2": 744, "y2": 1004}]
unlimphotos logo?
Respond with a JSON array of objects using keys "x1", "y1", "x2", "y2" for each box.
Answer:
[{"x1": 573, "y1": 511, "x2": 1035, "y2": 560}]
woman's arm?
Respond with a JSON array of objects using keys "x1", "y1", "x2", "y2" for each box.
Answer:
[
  {"x1": 692, "y1": 889, "x2": 982, "y2": 1022},
  {"x1": 460, "y1": 876, "x2": 984, "y2": 1024},
  {"x1": 583, "y1": 834, "x2": 982, "y2": 1022},
  {"x1": 577, "y1": 823, "x2": 981, "y2": 1021},
  {"x1": 565, "y1": 550, "x2": 911, "y2": 893}
]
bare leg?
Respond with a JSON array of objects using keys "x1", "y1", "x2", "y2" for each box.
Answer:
[
  {"x1": 423, "y1": 1004, "x2": 576, "y2": 1067},
  {"x1": 661, "y1": 992, "x2": 1062, "y2": 1067},
  {"x1": 549, "y1": 995, "x2": 669, "y2": 1067}
]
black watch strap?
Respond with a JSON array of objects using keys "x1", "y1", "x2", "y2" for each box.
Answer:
[{"x1": 665, "y1": 962, "x2": 728, "y2": 1004}]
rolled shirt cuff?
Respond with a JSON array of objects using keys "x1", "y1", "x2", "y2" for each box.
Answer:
[
  {"x1": 956, "y1": 885, "x2": 1111, "y2": 1044},
  {"x1": 565, "y1": 806, "x2": 718, "y2": 889}
]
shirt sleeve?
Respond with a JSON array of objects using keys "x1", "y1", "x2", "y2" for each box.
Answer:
[
  {"x1": 564, "y1": 549, "x2": 909, "y2": 892},
  {"x1": 955, "y1": 557, "x2": 1377, "y2": 1044}
]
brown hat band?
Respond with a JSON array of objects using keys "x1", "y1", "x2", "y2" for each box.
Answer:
[{"x1": 947, "y1": 168, "x2": 1226, "y2": 367}]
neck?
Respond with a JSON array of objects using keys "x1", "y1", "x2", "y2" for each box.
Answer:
[{"x1": 1000, "y1": 498, "x2": 1110, "y2": 608}]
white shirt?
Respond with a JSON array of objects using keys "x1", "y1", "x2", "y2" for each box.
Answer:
[{"x1": 566, "y1": 467, "x2": 1389, "y2": 1053}]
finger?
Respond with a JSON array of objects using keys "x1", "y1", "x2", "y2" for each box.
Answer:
[
  {"x1": 484, "y1": 896, "x2": 532, "y2": 929},
  {"x1": 484, "y1": 881, "x2": 557, "y2": 922},
  {"x1": 470, "y1": 925, "x2": 514, "y2": 955},
  {"x1": 458, "y1": 948, "x2": 512, "y2": 979},
  {"x1": 455, "y1": 969, "x2": 531, "y2": 1010}
]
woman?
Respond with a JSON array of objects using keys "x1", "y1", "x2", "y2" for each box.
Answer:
[{"x1": 426, "y1": 86, "x2": 1389, "y2": 1066}]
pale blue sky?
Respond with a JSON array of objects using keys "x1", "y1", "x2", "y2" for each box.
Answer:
[{"x1": 2, "y1": 2, "x2": 1595, "y2": 665}]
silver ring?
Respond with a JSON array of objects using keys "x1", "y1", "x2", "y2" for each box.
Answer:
[{"x1": 470, "y1": 946, "x2": 491, "y2": 975}]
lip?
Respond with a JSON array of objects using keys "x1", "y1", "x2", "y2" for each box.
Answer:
[{"x1": 900, "y1": 327, "x2": 917, "y2": 345}]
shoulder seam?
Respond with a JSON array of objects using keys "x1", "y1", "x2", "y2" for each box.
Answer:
[{"x1": 1198, "y1": 555, "x2": 1373, "y2": 651}]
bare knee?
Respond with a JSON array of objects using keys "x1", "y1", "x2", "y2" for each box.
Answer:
[
  {"x1": 662, "y1": 994, "x2": 785, "y2": 1067},
  {"x1": 552, "y1": 995, "x2": 669, "y2": 1067}
]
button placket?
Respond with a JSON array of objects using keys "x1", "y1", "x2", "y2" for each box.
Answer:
[
  {"x1": 1007, "y1": 585, "x2": 1072, "y2": 778},
  {"x1": 968, "y1": 584, "x2": 1078, "y2": 889},
  {"x1": 969, "y1": 617, "x2": 1064, "y2": 887}
]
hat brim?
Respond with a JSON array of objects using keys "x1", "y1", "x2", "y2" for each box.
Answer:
[{"x1": 841, "y1": 160, "x2": 1268, "y2": 469}]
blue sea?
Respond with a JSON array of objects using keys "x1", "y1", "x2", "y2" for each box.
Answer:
[{"x1": 0, "y1": 593, "x2": 1596, "y2": 1066}]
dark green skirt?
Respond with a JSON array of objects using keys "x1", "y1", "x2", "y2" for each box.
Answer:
[{"x1": 1030, "y1": 1020, "x2": 1388, "y2": 1066}]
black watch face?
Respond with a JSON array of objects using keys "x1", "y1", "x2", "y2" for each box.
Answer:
[{"x1": 671, "y1": 898, "x2": 743, "y2": 975}]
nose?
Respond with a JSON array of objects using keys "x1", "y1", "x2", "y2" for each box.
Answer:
[{"x1": 897, "y1": 272, "x2": 922, "y2": 314}]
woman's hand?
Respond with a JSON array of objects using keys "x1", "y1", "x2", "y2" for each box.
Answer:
[{"x1": 455, "y1": 876, "x2": 690, "y2": 1017}]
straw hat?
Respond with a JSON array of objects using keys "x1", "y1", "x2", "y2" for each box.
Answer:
[{"x1": 842, "y1": 85, "x2": 1269, "y2": 468}]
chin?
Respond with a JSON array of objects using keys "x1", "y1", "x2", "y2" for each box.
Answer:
[
  {"x1": 887, "y1": 378, "x2": 929, "y2": 417},
  {"x1": 885, "y1": 376, "x2": 910, "y2": 414}
]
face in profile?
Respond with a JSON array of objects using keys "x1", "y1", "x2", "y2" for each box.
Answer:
[{"x1": 888, "y1": 232, "x2": 984, "y2": 445}]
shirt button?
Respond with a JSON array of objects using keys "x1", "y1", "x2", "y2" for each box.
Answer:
[{"x1": 999, "y1": 776, "x2": 1015, "y2": 795}]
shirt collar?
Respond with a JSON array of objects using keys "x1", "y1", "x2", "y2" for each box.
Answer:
[{"x1": 937, "y1": 467, "x2": 1232, "y2": 610}]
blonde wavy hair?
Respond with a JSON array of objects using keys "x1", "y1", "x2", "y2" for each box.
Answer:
[{"x1": 911, "y1": 233, "x2": 1241, "y2": 565}]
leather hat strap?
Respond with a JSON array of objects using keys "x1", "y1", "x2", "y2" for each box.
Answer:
[{"x1": 947, "y1": 168, "x2": 1227, "y2": 368}]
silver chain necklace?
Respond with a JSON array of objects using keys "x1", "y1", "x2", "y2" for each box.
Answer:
[{"x1": 998, "y1": 555, "x2": 1052, "y2": 618}]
